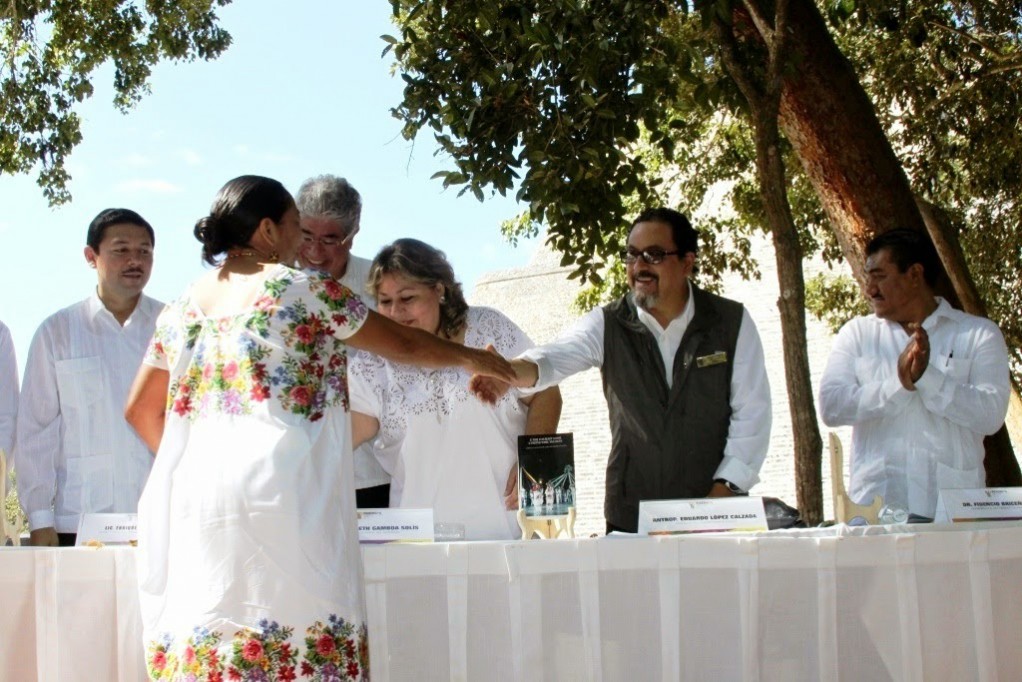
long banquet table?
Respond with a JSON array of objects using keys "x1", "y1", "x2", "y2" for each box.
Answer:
[{"x1": 2, "y1": 523, "x2": 1021, "y2": 681}]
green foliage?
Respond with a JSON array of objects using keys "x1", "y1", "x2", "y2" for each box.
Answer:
[
  {"x1": 1, "y1": 0, "x2": 233, "y2": 204},
  {"x1": 388, "y1": 0, "x2": 1022, "y2": 386},
  {"x1": 388, "y1": 0, "x2": 695, "y2": 287},
  {"x1": 825, "y1": 0, "x2": 1022, "y2": 383},
  {"x1": 804, "y1": 273, "x2": 871, "y2": 333}
]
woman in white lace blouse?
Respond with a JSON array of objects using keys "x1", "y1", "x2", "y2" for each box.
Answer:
[{"x1": 349, "y1": 239, "x2": 562, "y2": 540}]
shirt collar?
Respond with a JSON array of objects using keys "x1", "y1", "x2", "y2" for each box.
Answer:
[
  {"x1": 86, "y1": 288, "x2": 150, "y2": 326},
  {"x1": 922, "y1": 297, "x2": 961, "y2": 330},
  {"x1": 871, "y1": 296, "x2": 958, "y2": 330},
  {"x1": 635, "y1": 281, "x2": 695, "y2": 335}
]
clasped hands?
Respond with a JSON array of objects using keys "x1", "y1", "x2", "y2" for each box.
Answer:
[
  {"x1": 898, "y1": 323, "x2": 930, "y2": 391},
  {"x1": 468, "y1": 344, "x2": 535, "y2": 405}
]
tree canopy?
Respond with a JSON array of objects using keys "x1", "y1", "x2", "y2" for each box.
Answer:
[
  {"x1": 1, "y1": 0, "x2": 233, "y2": 204},
  {"x1": 387, "y1": 0, "x2": 1022, "y2": 386}
]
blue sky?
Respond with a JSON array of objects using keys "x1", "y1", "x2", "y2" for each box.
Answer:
[{"x1": 0, "y1": 1, "x2": 539, "y2": 374}]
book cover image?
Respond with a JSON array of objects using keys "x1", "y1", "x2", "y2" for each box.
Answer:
[{"x1": 518, "y1": 433, "x2": 575, "y2": 517}]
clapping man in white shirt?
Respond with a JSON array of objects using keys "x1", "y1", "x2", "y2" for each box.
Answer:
[
  {"x1": 16, "y1": 209, "x2": 163, "y2": 546},
  {"x1": 819, "y1": 228, "x2": 1011, "y2": 519},
  {"x1": 473, "y1": 208, "x2": 772, "y2": 533}
]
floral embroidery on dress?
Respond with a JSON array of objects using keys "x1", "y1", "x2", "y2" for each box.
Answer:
[
  {"x1": 146, "y1": 617, "x2": 367, "y2": 682},
  {"x1": 300, "y1": 615, "x2": 369, "y2": 682},
  {"x1": 152, "y1": 268, "x2": 368, "y2": 423},
  {"x1": 146, "y1": 626, "x2": 226, "y2": 681}
]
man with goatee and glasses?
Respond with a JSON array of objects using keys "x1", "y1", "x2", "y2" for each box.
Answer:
[{"x1": 473, "y1": 207, "x2": 772, "y2": 533}]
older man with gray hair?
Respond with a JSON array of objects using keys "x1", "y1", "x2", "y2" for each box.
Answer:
[{"x1": 295, "y1": 174, "x2": 390, "y2": 508}]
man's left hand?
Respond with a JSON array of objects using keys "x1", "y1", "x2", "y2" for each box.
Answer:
[{"x1": 706, "y1": 481, "x2": 736, "y2": 498}]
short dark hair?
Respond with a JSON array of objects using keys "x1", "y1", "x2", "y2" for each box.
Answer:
[
  {"x1": 367, "y1": 238, "x2": 468, "y2": 339},
  {"x1": 193, "y1": 175, "x2": 294, "y2": 266},
  {"x1": 631, "y1": 207, "x2": 698, "y2": 256},
  {"x1": 86, "y1": 208, "x2": 155, "y2": 251},
  {"x1": 866, "y1": 228, "x2": 940, "y2": 288}
]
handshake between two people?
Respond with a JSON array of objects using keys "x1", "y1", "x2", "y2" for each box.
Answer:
[{"x1": 467, "y1": 344, "x2": 539, "y2": 405}]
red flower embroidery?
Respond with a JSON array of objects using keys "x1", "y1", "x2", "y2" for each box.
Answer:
[
  {"x1": 183, "y1": 645, "x2": 196, "y2": 664},
  {"x1": 290, "y1": 385, "x2": 312, "y2": 406},
  {"x1": 151, "y1": 650, "x2": 167, "y2": 671},
  {"x1": 242, "y1": 638, "x2": 264, "y2": 662},
  {"x1": 279, "y1": 664, "x2": 297, "y2": 682},
  {"x1": 172, "y1": 396, "x2": 191, "y2": 416},
  {"x1": 323, "y1": 280, "x2": 345, "y2": 300},
  {"x1": 209, "y1": 672, "x2": 223, "y2": 682},
  {"x1": 250, "y1": 383, "x2": 270, "y2": 401},
  {"x1": 295, "y1": 324, "x2": 314, "y2": 344},
  {"x1": 221, "y1": 361, "x2": 239, "y2": 382},
  {"x1": 346, "y1": 661, "x2": 360, "y2": 678},
  {"x1": 300, "y1": 661, "x2": 315, "y2": 677},
  {"x1": 228, "y1": 668, "x2": 242, "y2": 681},
  {"x1": 316, "y1": 633, "x2": 335, "y2": 656}
]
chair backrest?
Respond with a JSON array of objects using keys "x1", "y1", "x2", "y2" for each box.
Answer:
[
  {"x1": 828, "y1": 432, "x2": 883, "y2": 524},
  {"x1": 0, "y1": 449, "x2": 22, "y2": 546}
]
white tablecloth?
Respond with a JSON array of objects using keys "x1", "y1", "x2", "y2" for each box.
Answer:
[{"x1": 2, "y1": 524, "x2": 1021, "y2": 681}]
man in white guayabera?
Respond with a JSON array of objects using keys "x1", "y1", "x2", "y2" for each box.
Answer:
[
  {"x1": 819, "y1": 228, "x2": 1010, "y2": 520},
  {"x1": 16, "y1": 208, "x2": 162, "y2": 546}
]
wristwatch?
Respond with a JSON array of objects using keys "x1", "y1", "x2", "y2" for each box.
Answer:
[{"x1": 714, "y1": 478, "x2": 746, "y2": 495}]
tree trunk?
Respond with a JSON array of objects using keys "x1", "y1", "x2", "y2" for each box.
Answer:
[
  {"x1": 767, "y1": 0, "x2": 1019, "y2": 485},
  {"x1": 718, "y1": 2, "x2": 824, "y2": 525},
  {"x1": 758, "y1": 133, "x2": 825, "y2": 525}
]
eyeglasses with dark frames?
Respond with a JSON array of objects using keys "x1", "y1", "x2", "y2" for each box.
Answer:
[{"x1": 622, "y1": 247, "x2": 680, "y2": 265}]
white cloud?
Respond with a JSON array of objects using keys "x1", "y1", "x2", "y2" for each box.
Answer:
[
  {"x1": 113, "y1": 179, "x2": 184, "y2": 194},
  {"x1": 176, "y1": 149, "x2": 203, "y2": 166},
  {"x1": 119, "y1": 153, "x2": 152, "y2": 168}
]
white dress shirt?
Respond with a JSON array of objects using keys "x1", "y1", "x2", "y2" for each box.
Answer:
[
  {"x1": 0, "y1": 320, "x2": 18, "y2": 477},
  {"x1": 819, "y1": 298, "x2": 1010, "y2": 517},
  {"x1": 15, "y1": 292, "x2": 163, "y2": 532},
  {"x1": 518, "y1": 283, "x2": 772, "y2": 492},
  {"x1": 339, "y1": 254, "x2": 390, "y2": 491}
]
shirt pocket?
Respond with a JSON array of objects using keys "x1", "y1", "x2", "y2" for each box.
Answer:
[
  {"x1": 939, "y1": 353, "x2": 973, "y2": 384},
  {"x1": 63, "y1": 453, "x2": 114, "y2": 514},
  {"x1": 55, "y1": 356, "x2": 104, "y2": 457},
  {"x1": 55, "y1": 356, "x2": 103, "y2": 409}
]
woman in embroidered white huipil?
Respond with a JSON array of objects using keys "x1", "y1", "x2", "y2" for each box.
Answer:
[
  {"x1": 349, "y1": 239, "x2": 562, "y2": 541},
  {"x1": 124, "y1": 177, "x2": 514, "y2": 682}
]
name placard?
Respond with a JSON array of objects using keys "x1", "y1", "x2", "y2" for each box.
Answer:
[
  {"x1": 934, "y1": 487, "x2": 1022, "y2": 523},
  {"x1": 637, "y1": 497, "x2": 768, "y2": 535},
  {"x1": 75, "y1": 513, "x2": 138, "y2": 546},
  {"x1": 357, "y1": 508, "x2": 434, "y2": 543}
]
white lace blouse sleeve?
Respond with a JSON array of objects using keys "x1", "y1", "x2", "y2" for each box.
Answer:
[{"x1": 348, "y1": 350, "x2": 385, "y2": 418}]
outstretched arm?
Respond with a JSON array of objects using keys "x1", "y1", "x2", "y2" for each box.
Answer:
[{"x1": 346, "y1": 311, "x2": 514, "y2": 383}]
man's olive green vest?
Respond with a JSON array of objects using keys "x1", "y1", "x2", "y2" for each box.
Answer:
[{"x1": 601, "y1": 285, "x2": 744, "y2": 531}]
